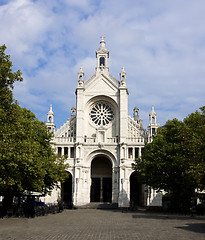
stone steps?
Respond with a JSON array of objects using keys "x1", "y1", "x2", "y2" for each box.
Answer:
[{"x1": 77, "y1": 202, "x2": 118, "y2": 209}]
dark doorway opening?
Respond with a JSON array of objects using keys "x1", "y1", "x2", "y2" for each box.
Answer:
[
  {"x1": 130, "y1": 171, "x2": 144, "y2": 207},
  {"x1": 103, "y1": 178, "x2": 112, "y2": 202},
  {"x1": 91, "y1": 178, "x2": 101, "y2": 202},
  {"x1": 61, "y1": 172, "x2": 72, "y2": 208},
  {"x1": 90, "y1": 156, "x2": 112, "y2": 203}
]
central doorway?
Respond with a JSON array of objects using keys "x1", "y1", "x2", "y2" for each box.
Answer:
[{"x1": 90, "y1": 156, "x2": 112, "y2": 203}]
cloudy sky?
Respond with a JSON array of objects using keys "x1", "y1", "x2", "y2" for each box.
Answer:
[{"x1": 0, "y1": 0, "x2": 205, "y2": 129}]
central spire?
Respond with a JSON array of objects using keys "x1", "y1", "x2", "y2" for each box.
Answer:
[{"x1": 96, "y1": 35, "x2": 109, "y2": 73}]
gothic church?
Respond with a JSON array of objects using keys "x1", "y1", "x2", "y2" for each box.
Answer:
[{"x1": 45, "y1": 37, "x2": 161, "y2": 208}]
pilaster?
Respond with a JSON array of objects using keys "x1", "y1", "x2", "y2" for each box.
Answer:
[
  {"x1": 75, "y1": 85, "x2": 85, "y2": 143},
  {"x1": 119, "y1": 86, "x2": 129, "y2": 143}
]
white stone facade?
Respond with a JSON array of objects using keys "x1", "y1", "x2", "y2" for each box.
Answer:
[{"x1": 46, "y1": 38, "x2": 161, "y2": 208}]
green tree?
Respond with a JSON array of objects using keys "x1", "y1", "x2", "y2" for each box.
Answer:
[
  {"x1": 0, "y1": 45, "x2": 68, "y2": 209},
  {"x1": 134, "y1": 108, "x2": 205, "y2": 213},
  {"x1": 183, "y1": 107, "x2": 205, "y2": 189}
]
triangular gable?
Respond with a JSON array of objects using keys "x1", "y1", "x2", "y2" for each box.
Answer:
[{"x1": 85, "y1": 73, "x2": 119, "y2": 94}]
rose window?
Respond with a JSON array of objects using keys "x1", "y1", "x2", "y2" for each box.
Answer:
[{"x1": 90, "y1": 102, "x2": 114, "y2": 126}]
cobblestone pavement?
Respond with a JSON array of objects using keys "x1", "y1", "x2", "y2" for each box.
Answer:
[{"x1": 0, "y1": 209, "x2": 204, "y2": 240}]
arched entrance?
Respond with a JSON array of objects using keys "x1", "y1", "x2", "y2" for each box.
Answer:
[
  {"x1": 90, "y1": 156, "x2": 112, "y2": 203},
  {"x1": 61, "y1": 172, "x2": 72, "y2": 208},
  {"x1": 130, "y1": 171, "x2": 144, "y2": 207}
]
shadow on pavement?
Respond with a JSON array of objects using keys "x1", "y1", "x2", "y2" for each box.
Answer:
[
  {"x1": 131, "y1": 212, "x2": 195, "y2": 220},
  {"x1": 176, "y1": 223, "x2": 205, "y2": 234},
  {"x1": 131, "y1": 210, "x2": 205, "y2": 221},
  {"x1": 81, "y1": 207, "x2": 205, "y2": 223}
]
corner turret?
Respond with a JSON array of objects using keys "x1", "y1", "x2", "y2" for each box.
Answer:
[
  {"x1": 147, "y1": 106, "x2": 159, "y2": 141},
  {"x1": 78, "y1": 66, "x2": 84, "y2": 87},
  {"x1": 46, "y1": 104, "x2": 55, "y2": 133},
  {"x1": 120, "y1": 66, "x2": 126, "y2": 87}
]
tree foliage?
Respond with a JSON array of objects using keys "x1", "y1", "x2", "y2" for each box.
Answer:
[
  {"x1": 134, "y1": 108, "x2": 205, "y2": 212},
  {"x1": 0, "y1": 45, "x2": 68, "y2": 199}
]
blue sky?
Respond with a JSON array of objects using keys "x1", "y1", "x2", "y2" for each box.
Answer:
[{"x1": 0, "y1": 0, "x2": 205, "y2": 129}]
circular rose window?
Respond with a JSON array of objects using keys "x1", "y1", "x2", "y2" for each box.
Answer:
[{"x1": 90, "y1": 102, "x2": 114, "y2": 126}]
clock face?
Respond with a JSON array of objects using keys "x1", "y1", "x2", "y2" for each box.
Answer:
[{"x1": 90, "y1": 102, "x2": 114, "y2": 126}]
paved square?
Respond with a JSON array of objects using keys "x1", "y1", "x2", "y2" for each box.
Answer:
[{"x1": 0, "y1": 209, "x2": 204, "y2": 240}]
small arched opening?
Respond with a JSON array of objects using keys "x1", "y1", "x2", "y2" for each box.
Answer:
[
  {"x1": 90, "y1": 156, "x2": 112, "y2": 203},
  {"x1": 61, "y1": 171, "x2": 73, "y2": 208},
  {"x1": 99, "y1": 57, "x2": 105, "y2": 66},
  {"x1": 152, "y1": 116, "x2": 155, "y2": 123}
]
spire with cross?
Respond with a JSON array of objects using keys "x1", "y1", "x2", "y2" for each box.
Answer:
[{"x1": 96, "y1": 35, "x2": 109, "y2": 72}]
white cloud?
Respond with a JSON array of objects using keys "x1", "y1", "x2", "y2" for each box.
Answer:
[
  {"x1": 0, "y1": 0, "x2": 204, "y2": 128},
  {"x1": 0, "y1": 0, "x2": 52, "y2": 53}
]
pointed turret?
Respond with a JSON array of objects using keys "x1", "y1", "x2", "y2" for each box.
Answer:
[
  {"x1": 78, "y1": 66, "x2": 84, "y2": 87},
  {"x1": 147, "y1": 105, "x2": 159, "y2": 141},
  {"x1": 120, "y1": 66, "x2": 126, "y2": 87},
  {"x1": 133, "y1": 106, "x2": 143, "y2": 128},
  {"x1": 149, "y1": 106, "x2": 156, "y2": 124},
  {"x1": 71, "y1": 106, "x2": 76, "y2": 117},
  {"x1": 133, "y1": 106, "x2": 139, "y2": 122},
  {"x1": 46, "y1": 104, "x2": 55, "y2": 133}
]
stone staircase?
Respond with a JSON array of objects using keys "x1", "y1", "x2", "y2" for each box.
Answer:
[{"x1": 77, "y1": 202, "x2": 118, "y2": 209}]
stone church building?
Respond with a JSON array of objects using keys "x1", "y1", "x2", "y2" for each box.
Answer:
[{"x1": 45, "y1": 37, "x2": 161, "y2": 208}]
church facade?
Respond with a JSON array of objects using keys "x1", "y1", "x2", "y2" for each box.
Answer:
[{"x1": 45, "y1": 38, "x2": 161, "y2": 208}]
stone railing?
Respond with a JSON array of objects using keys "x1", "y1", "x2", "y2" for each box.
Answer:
[
  {"x1": 108, "y1": 73, "x2": 120, "y2": 86},
  {"x1": 55, "y1": 121, "x2": 70, "y2": 137},
  {"x1": 127, "y1": 137, "x2": 144, "y2": 143},
  {"x1": 84, "y1": 73, "x2": 96, "y2": 86},
  {"x1": 54, "y1": 136, "x2": 118, "y2": 144},
  {"x1": 55, "y1": 137, "x2": 76, "y2": 143},
  {"x1": 128, "y1": 116, "x2": 141, "y2": 129},
  {"x1": 107, "y1": 137, "x2": 118, "y2": 143},
  {"x1": 83, "y1": 137, "x2": 117, "y2": 144},
  {"x1": 84, "y1": 137, "x2": 96, "y2": 143}
]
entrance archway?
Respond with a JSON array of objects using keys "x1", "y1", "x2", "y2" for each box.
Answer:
[
  {"x1": 90, "y1": 156, "x2": 112, "y2": 203},
  {"x1": 130, "y1": 171, "x2": 144, "y2": 207},
  {"x1": 61, "y1": 172, "x2": 72, "y2": 208}
]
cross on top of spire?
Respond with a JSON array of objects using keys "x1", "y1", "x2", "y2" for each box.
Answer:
[
  {"x1": 98, "y1": 34, "x2": 107, "y2": 51},
  {"x1": 100, "y1": 34, "x2": 105, "y2": 41}
]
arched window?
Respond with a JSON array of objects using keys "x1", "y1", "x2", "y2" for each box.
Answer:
[
  {"x1": 152, "y1": 116, "x2": 155, "y2": 123},
  {"x1": 99, "y1": 57, "x2": 105, "y2": 66}
]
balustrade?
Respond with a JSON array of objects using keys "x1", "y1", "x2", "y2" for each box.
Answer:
[
  {"x1": 127, "y1": 138, "x2": 144, "y2": 143},
  {"x1": 55, "y1": 137, "x2": 76, "y2": 143}
]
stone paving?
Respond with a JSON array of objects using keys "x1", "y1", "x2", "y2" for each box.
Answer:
[{"x1": 0, "y1": 209, "x2": 204, "y2": 240}]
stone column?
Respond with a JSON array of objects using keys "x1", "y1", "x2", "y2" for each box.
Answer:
[
  {"x1": 139, "y1": 147, "x2": 142, "y2": 157},
  {"x1": 112, "y1": 167, "x2": 119, "y2": 203},
  {"x1": 62, "y1": 147, "x2": 65, "y2": 156},
  {"x1": 118, "y1": 167, "x2": 129, "y2": 207},
  {"x1": 119, "y1": 85, "x2": 128, "y2": 143},
  {"x1": 76, "y1": 84, "x2": 85, "y2": 143}
]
